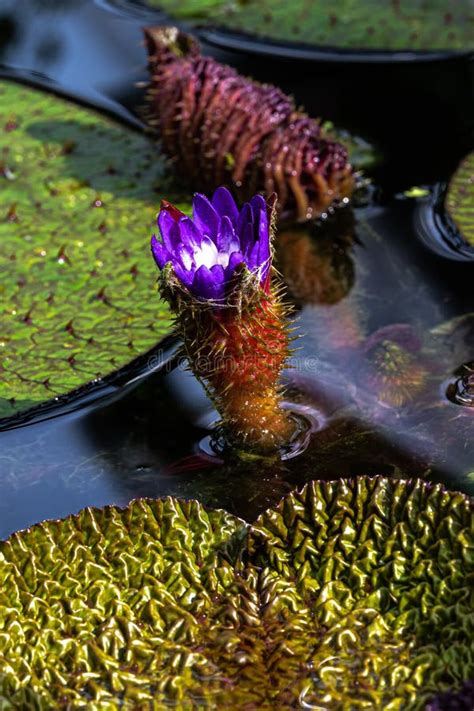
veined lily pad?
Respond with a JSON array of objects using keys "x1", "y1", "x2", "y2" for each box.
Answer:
[
  {"x1": 445, "y1": 152, "x2": 474, "y2": 247},
  {"x1": 0, "y1": 477, "x2": 472, "y2": 708},
  {"x1": 0, "y1": 81, "x2": 190, "y2": 419},
  {"x1": 141, "y1": 0, "x2": 474, "y2": 52}
]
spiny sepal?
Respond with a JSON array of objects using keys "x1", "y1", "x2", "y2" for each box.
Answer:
[{"x1": 161, "y1": 275, "x2": 294, "y2": 453}]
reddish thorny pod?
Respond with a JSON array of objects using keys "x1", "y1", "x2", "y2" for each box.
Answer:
[
  {"x1": 151, "y1": 187, "x2": 293, "y2": 454},
  {"x1": 145, "y1": 26, "x2": 355, "y2": 223}
]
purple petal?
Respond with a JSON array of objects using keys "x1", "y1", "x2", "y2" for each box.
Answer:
[
  {"x1": 173, "y1": 263, "x2": 193, "y2": 288},
  {"x1": 195, "y1": 235, "x2": 219, "y2": 267},
  {"x1": 258, "y1": 236, "x2": 270, "y2": 275},
  {"x1": 176, "y1": 244, "x2": 194, "y2": 271},
  {"x1": 210, "y1": 264, "x2": 225, "y2": 296},
  {"x1": 178, "y1": 217, "x2": 202, "y2": 250},
  {"x1": 249, "y1": 194, "x2": 267, "y2": 223},
  {"x1": 257, "y1": 210, "x2": 270, "y2": 270},
  {"x1": 236, "y1": 203, "x2": 253, "y2": 243},
  {"x1": 216, "y1": 215, "x2": 239, "y2": 254},
  {"x1": 192, "y1": 264, "x2": 222, "y2": 300},
  {"x1": 241, "y1": 222, "x2": 257, "y2": 257},
  {"x1": 247, "y1": 239, "x2": 261, "y2": 272},
  {"x1": 257, "y1": 205, "x2": 269, "y2": 244},
  {"x1": 158, "y1": 210, "x2": 180, "y2": 252},
  {"x1": 211, "y1": 187, "x2": 239, "y2": 224},
  {"x1": 192, "y1": 193, "x2": 219, "y2": 240},
  {"x1": 151, "y1": 235, "x2": 171, "y2": 270},
  {"x1": 153, "y1": 190, "x2": 273, "y2": 298},
  {"x1": 225, "y1": 251, "x2": 245, "y2": 279}
]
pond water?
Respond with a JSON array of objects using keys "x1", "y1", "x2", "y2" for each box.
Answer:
[{"x1": 0, "y1": 0, "x2": 473, "y2": 539}]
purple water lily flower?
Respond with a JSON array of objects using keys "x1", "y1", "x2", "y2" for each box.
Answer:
[{"x1": 151, "y1": 187, "x2": 271, "y2": 301}]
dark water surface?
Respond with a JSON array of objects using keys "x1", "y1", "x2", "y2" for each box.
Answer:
[{"x1": 0, "y1": 0, "x2": 473, "y2": 539}]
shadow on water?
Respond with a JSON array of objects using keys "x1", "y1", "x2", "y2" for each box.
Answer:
[
  {"x1": 26, "y1": 118, "x2": 165, "y2": 199},
  {"x1": 0, "y1": 13, "x2": 19, "y2": 63}
]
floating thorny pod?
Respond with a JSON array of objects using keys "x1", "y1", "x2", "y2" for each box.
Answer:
[
  {"x1": 151, "y1": 187, "x2": 294, "y2": 455},
  {"x1": 277, "y1": 208, "x2": 355, "y2": 307},
  {"x1": 360, "y1": 324, "x2": 431, "y2": 408},
  {"x1": 144, "y1": 26, "x2": 355, "y2": 223}
]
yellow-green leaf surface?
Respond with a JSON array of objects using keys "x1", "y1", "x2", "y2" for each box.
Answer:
[
  {"x1": 144, "y1": 0, "x2": 474, "y2": 51},
  {"x1": 0, "y1": 477, "x2": 472, "y2": 709},
  {"x1": 0, "y1": 81, "x2": 190, "y2": 417},
  {"x1": 445, "y1": 152, "x2": 474, "y2": 246}
]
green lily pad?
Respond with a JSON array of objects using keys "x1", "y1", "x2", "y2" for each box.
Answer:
[
  {"x1": 0, "y1": 477, "x2": 472, "y2": 708},
  {"x1": 445, "y1": 152, "x2": 474, "y2": 246},
  {"x1": 0, "y1": 80, "x2": 190, "y2": 419},
  {"x1": 144, "y1": 0, "x2": 474, "y2": 52}
]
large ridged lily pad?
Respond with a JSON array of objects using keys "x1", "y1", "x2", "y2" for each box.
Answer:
[
  {"x1": 0, "y1": 81, "x2": 190, "y2": 418},
  {"x1": 0, "y1": 477, "x2": 472, "y2": 708},
  {"x1": 445, "y1": 152, "x2": 474, "y2": 247},
  {"x1": 142, "y1": 0, "x2": 474, "y2": 52}
]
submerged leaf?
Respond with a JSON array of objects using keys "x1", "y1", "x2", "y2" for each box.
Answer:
[
  {"x1": 0, "y1": 81, "x2": 190, "y2": 418},
  {"x1": 0, "y1": 477, "x2": 472, "y2": 708},
  {"x1": 360, "y1": 325, "x2": 430, "y2": 408}
]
